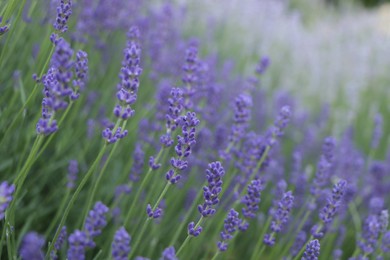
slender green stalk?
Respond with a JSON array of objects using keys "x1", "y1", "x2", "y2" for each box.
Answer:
[
  {"x1": 250, "y1": 216, "x2": 271, "y2": 260},
  {"x1": 127, "y1": 218, "x2": 151, "y2": 259},
  {"x1": 46, "y1": 144, "x2": 108, "y2": 257},
  {"x1": 45, "y1": 189, "x2": 70, "y2": 238},
  {"x1": 176, "y1": 217, "x2": 204, "y2": 256},
  {"x1": 82, "y1": 119, "x2": 125, "y2": 226},
  {"x1": 124, "y1": 148, "x2": 164, "y2": 227}
]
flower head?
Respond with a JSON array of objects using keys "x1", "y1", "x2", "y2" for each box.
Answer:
[
  {"x1": 19, "y1": 232, "x2": 45, "y2": 260},
  {"x1": 0, "y1": 181, "x2": 15, "y2": 220},
  {"x1": 302, "y1": 239, "x2": 320, "y2": 260},
  {"x1": 112, "y1": 227, "x2": 131, "y2": 260}
]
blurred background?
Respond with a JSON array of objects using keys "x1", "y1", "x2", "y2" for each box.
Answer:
[{"x1": 177, "y1": 0, "x2": 390, "y2": 155}]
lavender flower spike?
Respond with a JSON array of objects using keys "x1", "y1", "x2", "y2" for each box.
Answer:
[
  {"x1": 160, "y1": 246, "x2": 178, "y2": 260},
  {"x1": 53, "y1": 0, "x2": 72, "y2": 33},
  {"x1": 217, "y1": 209, "x2": 242, "y2": 251},
  {"x1": 264, "y1": 191, "x2": 294, "y2": 246},
  {"x1": 51, "y1": 226, "x2": 67, "y2": 260},
  {"x1": 85, "y1": 201, "x2": 109, "y2": 247},
  {"x1": 67, "y1": 230, "x2": 88, "y2": 260},
  {"x1": 302, "y1": 239, "x2": 320, "y2": 260},
  {"x1": 319, "y1": 180, "x2": 347, "y2": 224},
  {"x1": 19, "y1": 232, "x2": 45, "y2": 260},
  {"x1": 67, "y1": 160, "x2": 79, "y2": 189},
  {"x1": 197, "y1": 161, "x2": 225, "y2": 218},
  {"x1": 241, "y1": 179, "x2": 264, "y2": 220},
  {"x1": 0, "y1": 181, "x2": 15, "y2": 220},
  {"x1": 112, "y1": 227, "x2": 131, "y2": 260}
]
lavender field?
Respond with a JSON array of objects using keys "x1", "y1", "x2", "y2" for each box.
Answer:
[{"x1": 0, "y1": 0, "x2": 389, "y2": 259}]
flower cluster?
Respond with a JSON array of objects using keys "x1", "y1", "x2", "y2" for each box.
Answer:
[
  {"x1": 166, "y1": 112, "x2": 200, "y2": 184},
  {"x1": 37, "y1": 38, "x2": 88, "y2": 135},
  {"x1": 19, "y1": 232, "x2": 45, "y2": 260},
  {"x1": 51, "y1": 226, "x2": 67, "y2": 260},
  {"x1": 53, "y1": 0, "x2": 72, "y2": 33},
  {"x1": 160, "y1": 246, "x2": 178, "y2": 260},
  {"x1": 319, "y1": 179, "x2": 347, "y2": 224},
  {"x1": 161, "y1": 88, "x2": 184, "y2": 147},
  {"x1": 302, "y1": 239, "x2": 320, "y2": 260},
  {"x1": 197, "y1": 161, "x2": 225, "y2": 217},
  {"x1": 0, "y1": 181, "x2": 15, "y2": 220},
  {"x1": 67, "y1": 202, "x2": 109, "y2": 259},
  {"x1": 67, "y1": 160, "x2": 79, "y2": 189},
  {"x1": 264, "y1": 191, "x2": 294, "y2": 246},
  {"x1": 217, "y1": 209, "x2": 242, "y2": 251},
  {"x1": 112, "y1": 227, "x2": 131, "y2": 260},
  {"x1": 241, "y1": 179, "x2": 264, "y2": 220}
]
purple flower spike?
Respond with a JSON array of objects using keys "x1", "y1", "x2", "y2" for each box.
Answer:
[
  {"x1": 160, "y1": 246, "x2": 178, "y2": 260},
  {"x1": 382, "y1": 231, "x2": 390, "y2": 253},
  {"x1": 112, "y1": 227, "x2": 131, "y2": 260},
  {"x1": 67, "y1": 230, "x2": 88, "y2": 260},
  {"x1": 67, "y1": 160, "x2": 79, "y2": 189},
  {"x1": 218, "y1": 209, "x2": 242, "y2": 251},
  {"x1": 0, "y1": 24, "x2": 10, "y2": 35},
  {"x1": 129, "y1": 144, "x2": 145, "y2": 182},
  {"x1": 271, "y1": 105, "x2": 291, "y2": 138},
  {"x1": 0, "y1": 181, "x2": 15, "y2": 220},
  {"x1": 53, "y1": 0, "x2": 72, "y2": 33},
  {"x1": 197, "y1": 161, "x2": 225, "y2": 217},
  {"x1": 149, "y1": 156, "x2": 161, "y2": 170},
  {"x1": 188, "y1": 221, "x2": 202, "y2": 237},
  {"x1": 228, "y1": 93, "x2": 252, "y2": 145},
  {"x1": 319, "y1": 180, "x2": 347, "y2": 224},
  {"x1": 114, "y1": 26, "x2": 142, "y2": 120},
  {"x1": 51, "y1": 226, "x2": 67, "y2": 260},
  {"x1": 241, "y1": 179, "x2": 264, "y2": 220},
  {"x1": 19, "y1": 232, "x2": 45, "y2": 260},
  {"x1": 73, "y1": 50, "x2": 89, "y2": 93},
  {"x1": 84, "y1": 201, "x2": 109, "y2": 246},
  {"x1": 255, "y1": 56, "x2": 270, "y2": 75},
  {"x1": 302, "y1": 239, "x2": 320, "y2": 260},
  {"x1": 146, "y1": 204, "x2": 162, "y2": 219}
]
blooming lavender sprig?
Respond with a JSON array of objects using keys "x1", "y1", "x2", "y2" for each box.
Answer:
[
  {"x1": 241, "y1": 179, "x2": 264, "y2": 221},
  {"x1": 84, "y1": 201, "x2": 109, "y2": 246},
  {"x1": 36, "y1": 38, "x2": 77, "y2": 135},
  {"x1": 0, "y1": 20, "x2": 10, "y2": 36},
  {"x1": 19, "y1": 232, "x2": 45, "y2": 260},
  {"x1": 129, "y1": 144, "x2": 145, "y2": 181},
  {"x1": 114, "y1": 26, "x2": 142, "y2": 120},
  {"x1": 50, "y1": 226, "x2": 67, "y2": 260},
  {"x1": 161, "y1": 88, "x2": 184, "y2": 147},
  {"x1": 379, "y1": 210, "x2": 389, "y2": 233},
  {"x1": 358, "y1": 214, "x2": 381, "y2": 255},
  {"x1": 302, "y1": 239, "x2": 320, "y2": 260},
  {"x1": 160, "y1": 246, "x2": 178, "y2": 260},
  {"x1": 228, "y1": 93, "x2": 253, "y2": 145},
  {"x1": 182, "y1": 45, "x2": 199, "y2": 110},
  {"x1": 146, "y1": 204, "x2": 163, "y2": 219},
  {"x1": 270, "y1": 105, "x2": 291, "y2": 138},
  {"x1": 166, "y1": 112, "x2": 200, "y2": 184},
  {"x1": 67, "y1": 160, "x2": 79, "y2": 189},
  {"x1": 0, "y1": 181, "x2": 15, "y2": 220},
  {"x1": 72, "y1": 50, "x2": 89, "y2": 96},
  {"x1": 217, "y1": 209, "x2": 242, "y2": 251},
  {"x1": 255, "y1": 56, "x2": 270, "y2": 75},
  {"x1": 67, "y1": 230, "x2": 88, "y2": 260},
  {"x1": 112, "y1": 227, "x2": 131, "y2": 260},
  {"x1": 196, "y1": 161, "x2": 225, "y2": 218},
  {"x1": 319, "y1": 180, "x2": 347, "y2": 224},
  {"x1": 53, "y1": 0, "x2": 72, "y2": 33},
  {"x1": 310, "y1": 137, "x2": 336, "y2": 200},
  {"x1": 264, "y1": 191, "x2": 294, "y2": 246}
]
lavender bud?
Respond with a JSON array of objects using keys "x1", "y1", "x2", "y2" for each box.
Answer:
[
  {"x1": 112, "y1": 227, "x2": 131, "y2": 260},
  {"x1": 19, "y1": 232, "x2": 45, "y2": 260},
  {"x1": 302, "y1": 239, "x2": 320, "y2": 260},
  {"x1": 0, "y1": 181, "x2": 15, "y2": 220}
]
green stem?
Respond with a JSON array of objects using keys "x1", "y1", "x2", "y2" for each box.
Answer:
[
  {"x1": 45, "y1": 189, "x2": 70, "y2": 238},
  {"x1": 250, "y1": 216, "x2": 271, "y2": 260},
  {"x1": 46, "y1": 144, "x2": 107, "y2": 257},
  {"x1": 127, "y1": 218, "x2": 151, "y2": 259},
  {"x1": 82, "y1": 120, "x2": 125, "y2": 227},
  {"x1": 176, "y1": 217, "x2": 204, "y2": 256},
  {"x1": 124, "y1": 148, "x2": 164, "y2": 227}
]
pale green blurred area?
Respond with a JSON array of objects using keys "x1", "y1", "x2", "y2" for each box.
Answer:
[{"x1": 176, "y1": 0, "x2": 390, "y2": 152}]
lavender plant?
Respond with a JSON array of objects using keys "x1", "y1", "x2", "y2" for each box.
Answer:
[{"x1": 0, "y1": 1, "x2": 389, "y2": 260}]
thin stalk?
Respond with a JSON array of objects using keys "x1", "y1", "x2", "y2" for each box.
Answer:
[
  {"x1": 124, "y1": 148, "x2": 164, "y2": 227},
  {"x1": 127, "y1": 218, "x2": 151, "y2": 259},
  {"x1": 45, "y1": 189, "x2": 70, "y2": 238},
  {"x1": 250, "y1": 216, "x2": 271, "y2": 260},
  {"x1": 46, "y1": 144, "x2": 108, "y2": 257},
  {"x1": 176, "y1": 217, "x2": 204, "y2": 256},
  {"x1": 82, "y1": 119, "x2": 125, "y2": 226}
]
